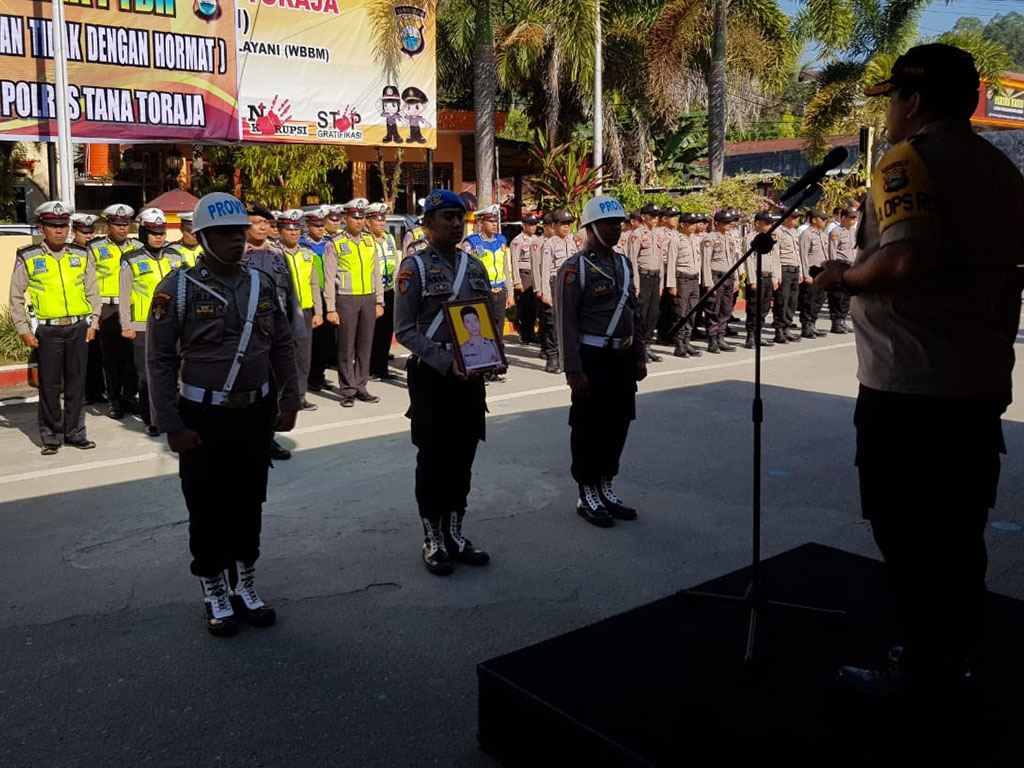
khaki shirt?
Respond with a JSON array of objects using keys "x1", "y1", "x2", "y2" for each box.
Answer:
[
  {"x1": 799, "y1": 227, "x2": 829, "y2": 271},
  {"x1": 557, "y1": 249, "x2": 644, "y2": 374},
  {"x1": 538, "y1": 235, "x2": 574, "y2": 302},
  {"x1": 827, "y1": 225, "x2": 856, "y2": 263},
  {"x1": 776, "y1": 226, "x2": 804, "y2": 276},
  {"x1": 666, "y1": 231, "x2": 702, "y2": 279},
  {"x1": 509, "y1": 232, "x2": 539, "y2": 289},
  {"x1": 626, "y1": 225, "x2": 659, "y2": 291},
  {"x1": 9, "y1": 243, "x2": 100, "y2": 335},
  {"x1": 146, "y1": 263, "x2": 300, "y2": 433},
  {"x1": 851, "y1": 118, "x2": 1024, "y2": 398},
  {"x1": 699, "y1": 230, "x2": 739, "y2": 285},
  {"x1": 742, "y1": 232, "x2": 781, "y2": 280},
  {"x1": 393, "y1": 242, "x2": 493, "y2": 375}
]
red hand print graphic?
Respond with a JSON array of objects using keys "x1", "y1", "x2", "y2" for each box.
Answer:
[
  {"x1": 334, "y1": 106, "x2": 356, "y2": 132},
  {"x1": 255, "y1": 96, "x2": 292, "y2": 135}
]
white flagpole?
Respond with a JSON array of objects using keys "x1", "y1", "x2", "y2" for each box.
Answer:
[
  {"x1": 50, "y1": 0, "x2": 75, "y2": 205},
  {"x1": 593, "y1": 0, "x2": 603, "y2": 194}
]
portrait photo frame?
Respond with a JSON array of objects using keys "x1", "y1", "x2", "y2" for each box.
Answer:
[{"x1": 443, "y1": 298, "x2": 508, "y2": 374}]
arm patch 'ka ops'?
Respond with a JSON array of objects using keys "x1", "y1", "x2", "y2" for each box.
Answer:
[{"x1": 872, "y1": 140, "x2": 940, "y2": 235}]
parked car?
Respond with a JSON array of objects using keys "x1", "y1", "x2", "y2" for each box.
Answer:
[{"x1": 0, "y1": 224, "x2": 39, "y2": 236}]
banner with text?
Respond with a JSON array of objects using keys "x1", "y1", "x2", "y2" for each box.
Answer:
[
  {"x1": 0, "y1": 0, "x2": 239, "y2": 142},
  {"x1": 238, "y1": 0, "x2": 436, "y2": 147}
]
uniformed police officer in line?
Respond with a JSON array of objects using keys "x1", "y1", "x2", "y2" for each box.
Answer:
[
  {"x1": 772, "y1": 210, "x2": 805, "y2": 344},
  {"x1": 324, "y1": 199, "x2": 385, "y2": 407},
  {"x1": 654, "y1": 207, "x2": 680, "y2": 345},
  {"x1": 10, "y1": 202, "x2": 100, "y2": 455},
  {"x1": 626, "y1": 202, "x2": 664, "y2": 363},
  {"x1": 463, "y1": 204, "x2": 515, "y2": 382},
  {"x1": 119, "y1": 207, "x2": 186, "y2": 436},
  {"x1": 797, "y1": 208, "x2": 830, "y2": 338},
  {"x1": 70, "y1": 213, "x2": 98, "y2": 246},
  {"x1": 815, "y1": 44, "x2": 1024, "y2": 702},
  {"x1": 700, "y1": 209, "x2": 741, "y2": 353},
  {"x1": 826, "y1": 206, "x2": 859, "y2": 333},
  {"x1": 510, "y1": 213, "x2": 542, "y2": 344},
  {"x1": 91, "y1": 204, "x2": 143, "y2": 420},
  {"x1": 267, "y1": 211, "x2": 282, "y2": 246},
  {"x1": 70, "y1": 214, "x2": 106, "y2": 404},
  {"x1": 278, "y1": 209, "x2": 324, "y2": 409},
  {"x1": 743, "y1": 211, "x2": 782, "y2": 349},
  {"x1": 664, "y1": 212, "x2": 704, "y2": 358},
  {"x1": 147, "y1": 192, "x2": 299, "y2": 637},
  {"x1": 300, "y1": 206, "x2": 334, "y2": 392},
  {"x1": 166, "y1": 212, "x2": 204, "y2": 266},
  {"x1": 402, "y1": 216, "x2": 427, "y2": 255},
  {"x1": 394, "y1": 189, "x2": 497, "y2": 576},
  {"x1": 558, "y1": 195, "x2": 646, "y2": 527},
  {"x1": 537, "y1": 209, "x2": 576, "y2": 373},
  {"x1": 366, "y1": 202, "x2": 399, "y2": 381}
]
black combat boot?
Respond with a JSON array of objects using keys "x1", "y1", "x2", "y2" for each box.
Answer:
[
  {"x1": 801, "y1": 323, "x2": 816, "y2": 339},
  {"x1": 599, "y1": 478, "x2": 637, "y2": 520},
  {"x1": 421, "y1": 517, "x2": 453, "y2": 575},
  {"x1": 228, "y1": 561, "x2": 277, "y2": 627},
  {"x1": 717, "y1": 335, "x2": 736, "y2": 352},
  {"x1": 443, "y1": 510, "x2": 490, "y2": 565},
  {"x1": 706, "y1": 336, "x2": 721, "y2": 354},
  {"x1": 774, "y1": 328, "x2": 788, "y2": 344},
  {"x1": 545, "y1": 357, "x2": 561, "y2": 374},
  {"x1": 577, "y1": 485, "x2": 614, "y2": 528},
  {"x1": 673, "y1": 339, "x2": 689, "y2": 358},
  {"x1": 199, "y1": 572, "x2": 238, "y2": 638},
  {"x1": 785, "y1": 329, "x2": 802, "y2": 342},
  {"x1": 684, "y1": 339, "x2": 702, "y2": 357},
  {"x1": 744, "y1": 333, "x2": 755, "y2": 349}
]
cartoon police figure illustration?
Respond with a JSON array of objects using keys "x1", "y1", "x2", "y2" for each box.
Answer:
[
  {"x1": 193, "y1": 0, "x2": 221, "y2": 21},
  {"x1": 380, "y1": 85, "x2": 403, "y2": 144},
  {"x1": 401, "y1": 87, "x2": 430, "y2": 145}
]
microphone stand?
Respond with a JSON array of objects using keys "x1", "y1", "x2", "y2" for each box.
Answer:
[{"x1": 672, "y1": 184, "x2": 844, "y2": 666}]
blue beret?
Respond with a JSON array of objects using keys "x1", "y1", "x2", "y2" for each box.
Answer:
[{"x1": 423, "y1": 189, "x2": 467, "y2": 214}]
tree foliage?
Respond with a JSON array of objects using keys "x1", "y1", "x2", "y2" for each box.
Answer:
[
  {"x1": 953, "y1": 12, "x2": 1024, "y2": 71},
  {"x1": 0, "y1": 141, "x2": 26, "y2": 222}
]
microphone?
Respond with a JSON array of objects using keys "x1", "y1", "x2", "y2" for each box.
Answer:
[{"x1": 780, "y1": 147, "x2": 849, "y2": 201}]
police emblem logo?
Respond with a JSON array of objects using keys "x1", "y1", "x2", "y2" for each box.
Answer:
[
  {"x1": 883, "y1": 167, "x2": 909, "y2": 193},
  {"x1": 117, "y1": 205, "x2": 128, "y2": 216},
  {"x1": 426, "y1": 192, "x2": 443, "y2": 209},
  {"x1": 52, "y1": 202, "x2": 64, "y2": 215},
  {"x1": 394, "y1": 4, "x2": 427, "y2": 58}
]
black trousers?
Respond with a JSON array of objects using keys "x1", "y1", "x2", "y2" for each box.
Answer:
[
  {"x1": 489, "y1": 287, "x2": 508, "y2": 343},
  {"x1": 638, "y1": 270, "x2": 662, "y2": 344},
  {"x1": 36, "y1": 321, "x2": 88, "y2": 447},
  {"x1": 85, "y1": 335, "x2": 105, "y2": 400},
  {"x1": 827, "y1": 288, "x2": 850, "y2": 321},
  {"x1": 798, "y1": 280, "x2": 826, "y2": 328},
  {"x1": 132, "y1": 332, "x2": 151, "y2": 427},
  {"x1": 97, "y1": 304, "x2": 136, "y2": 404},
  {"x1": 515, "y1": 273, "x2": 538, "y2": 342},
  {"x1": 657, "y1": 289, "x2": 675, "y2": 343},
  {"x1": 538, "y1": 285, "x2": 558, "y2": 361},
  {"x1": 296, "y1": 308, "x2": 314, "y2": 396},
  {"x1": 179, "y1": 398, "x2": 274, "y2": 577},
  {"x1": 569, "y1": 345, "x2": 637, "y2": 486},
  {"x1": 336, "y1": 294, "x2": 377, "y2": 397},
  {"x1": 772, "y1": 266, "x2": 800, "y2": 330},
  {"x1": 707, "y1": 270, "x2": 736, "y2": 337},
  {"x1": 309, "y1": 292, "x2": 334, "y2": 386},
  {"x1": 407, "y1": 357, "x2": 486, "y2": 522},
  {"x1": 370, "y1": 289, "x2": 395, "y2": 377},
  {"x1": 670, "y1": 274, "x2": 701, "y2": 343},
  {"x1": 745, "y1": 275, "x2": 774, "y2": 333},
  {"x1": 855, "y1": 385, "x2": 1004, "y2": 677}
]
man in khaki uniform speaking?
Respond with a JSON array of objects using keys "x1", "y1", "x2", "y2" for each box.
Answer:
[{"x1": 817, "y1": 44, "x2": 1024, "y2": 700}]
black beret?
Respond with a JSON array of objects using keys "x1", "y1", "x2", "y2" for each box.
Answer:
[{"x1": 245, "y1": 202, "x2": 275, "y2": 220}]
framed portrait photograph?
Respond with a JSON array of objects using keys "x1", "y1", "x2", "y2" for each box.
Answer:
[{"x1": 443, "y1": 298, "x2": 508, "y2": 374}]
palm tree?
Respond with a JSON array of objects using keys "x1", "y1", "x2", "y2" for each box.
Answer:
[{"x1": 798, "y1": 0, "x2": 1011, "y2": 159}]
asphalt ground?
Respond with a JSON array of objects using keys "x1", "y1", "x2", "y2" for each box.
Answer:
[{"x1": 2, "y1": 325, "x2": 1023, "y2": 767}]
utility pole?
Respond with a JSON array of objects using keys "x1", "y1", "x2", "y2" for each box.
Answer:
[
  {"x1": 593, "y1": 0, "x2": 603, "y2": 194},
  {"x1": 51, "y1": 0, "x2": 75, "y2": 205}
]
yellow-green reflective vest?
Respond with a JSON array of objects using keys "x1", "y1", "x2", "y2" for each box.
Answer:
[
  {"x1": 333, "y1": 234, "x2": 378, "y2": 295},
  {"x1": 23, "y1": 247, "x2": 93, "y2": 319},
  {"x1": 90, "y1": 237, "x2": 141, "y2": 298},
  {"x1": 376, "y1": 232, "x2": 398, "y2": 289},
  {"x1": 170, "y1": 243, "x2": 203, "y2": 267},
  {"x1": 284, "y1": 246, "x2": 317, "y2": 310},
  {"x1": 128, "y1": 251, "x2": 185, "y2": 323}
]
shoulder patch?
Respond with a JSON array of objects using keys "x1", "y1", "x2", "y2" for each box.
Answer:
[
  {"x1": 872, "y1": 139, "x2": 939, "y2": 235},
  {"x1": 564, "y1": 267, "x2": 578, "y2": 285}
]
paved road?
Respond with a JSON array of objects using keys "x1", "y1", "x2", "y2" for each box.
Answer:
[{"x1": 2, "y1": 331, "x2": 1022, "y2": 767}]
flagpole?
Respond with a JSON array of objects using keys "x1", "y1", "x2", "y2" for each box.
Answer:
[
  {"x1": 51, "y1": 0, "x2": 75, "y2": 205},
  {"x1": 593, "y1": 0, "x2": 603, "y2": 194}
]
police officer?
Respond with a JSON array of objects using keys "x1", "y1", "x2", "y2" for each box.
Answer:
[
  {"x1": 558, "y1": 195, "x2": 646, "y2": 527},
  {"x1": 627, "y1": 203, "x2": 664, "y2": 362},
  {"x1": 402, "y1": 216, "x2": 428, "y2": 255},
  {"x1": 366, "y1": 202, "x2": 399, "y2": 380},
  {"x1": 463, "y1": 204, "x2": 514, "y2": 377},
  {"x1": 394, "y1": 190, "x2": 496, "y2": 575},
  {"x1": 301, "y1": 206, "x2": 334, "y2": 392},
  {"x1": 700, "y1": 209, "x2": 741, "y2": 353},
  {"x1": 267, "y1": 211, "x2": 282, "y2": 245},
  {"x1": 655, "y1": 207, "x2": 680, "y2": 345},
  {"x1": 826, "y1": 206, "x2": 859, "y2": 333},
  {"x1": 324, "y1": 205, "x2": 343, "y2": 240},
  {"x1": 815, "y1": 44, "x2": 1024, "y2": 699},
  {"x1": 71, "y1": 214, "x2": 105, "y2": 403},
  {"x1": 167, "y1": 212, "x2": 204, "y2": 266},
  {"x1": 797, "y1": 208, "x2": 830, "y2": 338},
  {"x1": 537, "y1": 209, "x2": 575, "y2": 373},
  {"x1": 9, "y1": 202, "x2": 100, "y2": 455},
  {"x1": 70, "y1": 213, "x2": 98, "y2": 246},
  {"x1": 665, "y1": 212, "x2": 704, "y2": 358},
  {"x1": 119, "y1": 207, "x2": 186, "y2": 436},
  {"x1": 91, "y1": 204, "x2": 142, "y2": 420},
  {"x1": 147, "y1": 192, "x2": 299, "y2": 637},
  {"x1": 743, "y1": 211, "x2": 782, "y2": 349},
  {"x1": 324, "y1": 198, "x2": 385, "y2": 407},
  {"x1": 773, "y1": 209, "x2": 805, "y2": 343},
  {"x1": 279, "y1": 209, "x2": 324, "y2": 410},
  {"x1": 510, "y1": 213, "x2": 541, "y2": 344}
]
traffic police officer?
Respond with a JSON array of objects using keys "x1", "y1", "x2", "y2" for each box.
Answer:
[
  {"x1": 402, "y1": 217, "x2": 427, "y2": 255},
  {"x1": 510, "y1": 212, "x2": 541, "y2": 344},
  {"x1": 70, "y1": 214, "x2": 98, "y2": 246},
  {"x1": 627, "y1": 203, "x2": 664, "y2": 362},
  {"x1": 394, "y1": 189, "x2": 496, "y2": 575},
  {"x1": 743, "y1": 211, "x2": 782, "y2": 349},
  {"x1": 167, "y1": 212, "x2": 204, "y2": 266},
  {"x1": 71, "y1": 214, "x2": 105, "y2": 402},
  {"x1": 827, "y1": 206, "x2": 859, "y2": 333},
  {"x1": 797, "y1": 208, "x2": 830, "y2": 337},
  {"x1": 700, "y1": 209, "x2": 741, "y2": 353},
  {"x1": 558, "y1": 195, "x2": 646, "y2": 527},
  {"x1": 773, "y1": 210, "x2": 805, "y2": 343},
  {"x1": 279, "y1": 209, "x2": 324, "y2": 410},
  {"x1": 147, "y1": 192, "x2": 299, "y2": 637},
  {"x1": 463, "y1": 204, "x2": 514, "y2": 378},
  {"x1": 366, "y1": 202, "x2": 399, "y2": 380},
  {"x1": 9, "y1": 202, "x2": 100, "y2": 454},
  {"x1": 325, "y1": 205, "x2": 343, "y2": 240},
  {"x1": 119, "y1": 207, "x2": 186, "y2": 435},
  {"x1": 665, "y1": 212, "x2": 704, "y2": 358},
  {"x1": 301, "y1": 206, "x2": 334, "y2": 391},
  {"x1": 90, "y1": 203, "x2": 143, "y2": 419},
  {"x1": 324, "y1": 198, "x2": 385, "y2": 406},
  {"x1": 537, "y1": 209, "x2": 575, "y2": 373}
]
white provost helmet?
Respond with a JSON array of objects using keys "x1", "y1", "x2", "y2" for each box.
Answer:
[
  {"x1": 580, "y1": 195, "x2": 626, "y2": 227},
  {"x1": 191, "y1": 193, "x2": 250, "y2": 234}
]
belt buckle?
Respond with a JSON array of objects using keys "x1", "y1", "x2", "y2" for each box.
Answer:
[
  {"x1": 621, "y1": 337, "x2": 632, "y2": 350},
  {"x1": 225, "y1": 391, "x2": 250, "y2": 409},
  {"x1": 58, "y1": 317, "x2": 71, "y2": 327}
]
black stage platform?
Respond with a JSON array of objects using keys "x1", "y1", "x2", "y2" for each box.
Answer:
[{"x1": 478, "y1": 544, "x2": 1023, "y2": 767}]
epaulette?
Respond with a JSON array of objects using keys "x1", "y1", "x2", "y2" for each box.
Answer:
[
  {"x1": 16, "y1": 243, "x2": 45, "y2": 258},
  {"x1": 66, "y1": 243, "x2": 89, "y2": 256},
  {"x1": 413, "y1": 240, "x2": 429, "y2": 253}
]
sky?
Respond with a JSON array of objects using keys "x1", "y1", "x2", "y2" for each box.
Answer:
[{"x1": 777, "y1": 0, "x2": 1024, "y2": 65}]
